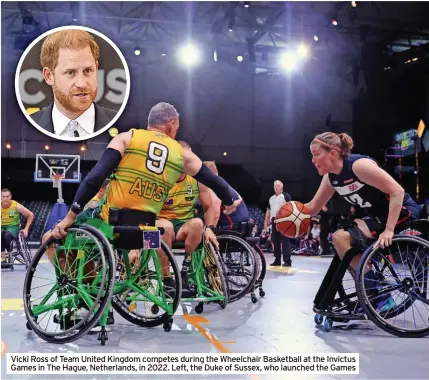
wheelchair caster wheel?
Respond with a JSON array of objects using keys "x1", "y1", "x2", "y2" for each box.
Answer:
[
  {"x1": 324, "y1": 318, "x2": 333, "y2": 332},
  {"x1": 195, "y1": 302, "x2": 204, "y2": 314},
  {"x1": 314, "y1": 314, "x2": 323, "y2": 326},
  {"x1": 26, "y1": 321, "x2": 32, "y2": 331},
  {"x1": 10, "y1": 265, "x2": 14, "y2": 272},
  {"x1": 259, "y1": 289, "x2": 265, "y2": 298},
  {"x1": 163, "y1": 318, "x2": 173, "y2": 332},
  {"x1": 151, "y1": 305, "x2": 159, "y2": 315},
  {"x1": 97, "y1": 328, "x2": 108, "y2": 346},
  {"x1": 251, "y1": 294, "x2": 258, "y2": 304}
]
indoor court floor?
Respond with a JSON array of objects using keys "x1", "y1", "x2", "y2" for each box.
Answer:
[{"x1": 1, "y1": 253, "x2": 428, "y2": 380}]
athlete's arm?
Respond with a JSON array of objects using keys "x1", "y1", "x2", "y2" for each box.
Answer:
[
  {"x1": 353, "y1": 158, "x2": 404, "y2": 246},
  {"x1": 198, "y1": 183, "x2": 221, "y2": 226},
  {"x1": 16, "y1": 203, "x2": 34, "y2": 235},
  {"x1": 52, "y1": 131, "x2": 132, "y2": 237},
  {"x1": 305, "y1": 175, "x2": 336, "y2": 216},
  {"x1": 182, "y1": 149, "x2": 235, "y2": 208}
]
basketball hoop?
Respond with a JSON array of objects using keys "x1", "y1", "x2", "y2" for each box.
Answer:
[{"x1": 52, "y1": 174, "x2": 63, "y2": 189}]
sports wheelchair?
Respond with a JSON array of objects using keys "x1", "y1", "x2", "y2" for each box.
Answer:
[
  {"x1": 215, "y1": 222, "x2": 267, "y2": 304},
  {"x1": 313, "y1": 209, "x2": 429, "y2": 338},
  {"x1": 163, "y1": 237, "x2": 230, "y2": 315},
  {"x1": 1, "y1": 230, "x2": 32, "y2": 271},
  {"x1": 24, "y1": 217, "x2": 183, "y2": 346}
]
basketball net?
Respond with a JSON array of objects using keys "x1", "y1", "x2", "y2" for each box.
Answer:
[{"x1": 51, "y1": 174, "x2": 64, "y2": 203}]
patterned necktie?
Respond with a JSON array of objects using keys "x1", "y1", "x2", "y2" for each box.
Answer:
[{"x1": 67, "y1": 120, "x2": 79, "y2": 137}]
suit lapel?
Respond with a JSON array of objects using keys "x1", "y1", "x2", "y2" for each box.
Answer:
[
  {"x1": 94, "y1": 104, "x2": 109, "y2": 132},
  {"x1": 41, "y1": 104, "x2": 55, "y2": 133}
]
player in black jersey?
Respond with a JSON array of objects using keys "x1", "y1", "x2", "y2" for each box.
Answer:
[{"x1": 305, "y1": 132, "x2": 420, "y2": 312}]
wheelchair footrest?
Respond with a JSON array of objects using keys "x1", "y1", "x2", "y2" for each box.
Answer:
[{"x1": 313, "y1": 307, "x2": 367, "y2": 322}]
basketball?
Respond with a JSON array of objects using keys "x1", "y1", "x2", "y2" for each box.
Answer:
[{"x1": 275, "y1": 201, "x2": 311, "y2": 238}]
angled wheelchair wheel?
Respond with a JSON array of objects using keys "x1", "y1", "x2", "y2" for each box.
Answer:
[
  {"x1": 216, "y1": 235, "x2": 258, "y2": 303},
  {"x1": 252, "y1": 244, "x2": 267, "y2": 296},
  {"x1": 356, "y1": 235, "x2": 429, "y2": 338},
  {"x1": 23, "y1": 226, "x2": 115, "y2": 344},
  {"x1": 18, "y1": 232, "x2": 32, "y2": 268},
  {"x1": 204, "y1": 242, "x2": 230, "y2": 309},
  {"x1": 111, "y1": 240, "x2": 182, "y2": 328}
]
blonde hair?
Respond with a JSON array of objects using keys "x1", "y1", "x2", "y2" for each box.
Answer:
[
  {"x1": 40, "y1": 29, "x2": 100, "y2": 71},
  {"x1": 311, "y1": 132, "x2": 354, "y2": 158}
]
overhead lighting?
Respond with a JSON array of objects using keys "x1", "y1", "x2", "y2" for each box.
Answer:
[
  {"x1": 332, "y1": 19, "x2": 338, "y2": 26},
  {"x1": 237, "y1": 55, "x2": 243, "y2": 62},
  {"x1": 228, "y1": 15, "x2": 235, "y2": 32},
  {"x1": 223, "y1": 152, "x2": 228, "y2": 156},
  {"x1": 80, "y1": 145, "x2": 86, "y2": 152},
  {"x1": 6, "y1": 143, "x2": 11, "y2": 150},
  {"x1": 161, "y1": 53, "x2": 166, "y2": 56},
  {"x1": 279, "y1": 51, "x2": 299, "y2": 72},
  {"x1": 244, "y1": 2, "x2": 250, "y2": 8},
  {"x1": 134, "y1": 48, "x2": 141, "y2": 56},
  {"x1": 412, "y1": 57, "x2": 419, "y2": 61},
  {"x1": 177, "y1": 43, "x2": 202, "y2": 67},
  {"x1": 314, "y1": 35, "x2": 319, "y2": 42},
  {"x1": 297, "y1": 45, "x2": 309, "y2": 58},
  {"x1": 213, "y1": 49, "x2": 218, "y2": 62},
  {"x1": 351, "y1": 1, "x2": 357, "y2": 7},
  {"x1": 44, "y1": 144, "x2": 50, "y2": 151}
]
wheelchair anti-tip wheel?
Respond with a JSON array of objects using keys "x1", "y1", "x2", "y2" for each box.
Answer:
[
  {"x1": 356, "y1": 235, "x2": 429, "y2": 338},
  {"x1": 23, "y1": 226, "x2": 115, "y2": 344},
  {"x1": 216, "y1": 234, "x2": 258, "y2": 303},
  {"x1": 111, "y1": 240, "x2": 182, "y2": 329}
]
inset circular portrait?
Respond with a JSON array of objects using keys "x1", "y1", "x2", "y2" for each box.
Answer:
[{"x1": 15, "y1": 25, "x2": 130, "y2": 142}]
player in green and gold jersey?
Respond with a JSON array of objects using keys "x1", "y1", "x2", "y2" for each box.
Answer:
[
  {"x1": 1, "y1": 188, "x2": 34, "y2": 261},
  {"x1": 156, "y1": 141, "x2": 221, "y2": 296}
]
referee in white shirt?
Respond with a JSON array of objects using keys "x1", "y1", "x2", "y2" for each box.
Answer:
[{"x1": 264, "y1": 180, "x2": 292, "y2": 267}]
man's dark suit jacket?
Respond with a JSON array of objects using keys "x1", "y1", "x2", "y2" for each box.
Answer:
[{"x1": 30, "y1": 103, "x2": 117, "y2": 135}]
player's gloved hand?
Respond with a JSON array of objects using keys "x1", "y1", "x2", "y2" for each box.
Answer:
[
  {"x1": 52, "y1": 215, "x2": 75, "y2": 239},
  {"x1": 223, "y1": 199, "x2": 242, "y2": 215},
  {"x1": 205, "y1": 227, "x2": 219, "y2": 250},
  {"x1": 375, "y1": 228, "x2": 394, "y2": 249}
]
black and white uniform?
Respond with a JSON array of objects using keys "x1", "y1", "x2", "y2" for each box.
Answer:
[{"x1": 328, "y1": 154, "x2": 420, "y2": 234}]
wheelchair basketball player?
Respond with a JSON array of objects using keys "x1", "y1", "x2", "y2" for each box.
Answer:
[{"x1": 305, "y1": 132, "x2": 420, "y2": 313}]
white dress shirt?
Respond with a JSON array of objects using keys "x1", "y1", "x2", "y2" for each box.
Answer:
[{"x1": 52, "y1": 103, "x2": 95, "y2": 137}]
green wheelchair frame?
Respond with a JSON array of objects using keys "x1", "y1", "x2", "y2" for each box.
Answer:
[
  {"x1": 24, "y1": 217, "x2": 181, "y2": 346},
  {"x1": 179, "y1": 239, "x2": 230, "y2": 314}
]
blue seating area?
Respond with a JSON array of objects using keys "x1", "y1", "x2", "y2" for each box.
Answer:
[{"x1": 20, "y1": 201, "x2": 54, "y2": 247}]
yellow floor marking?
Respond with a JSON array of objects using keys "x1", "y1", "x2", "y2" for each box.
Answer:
[
  {"x1": 1, "y1": 299, "x2": 24, "y2": 311},
  {"x1": 183, "y1": 314, "x2": 259, "y2": 380},
  {"x1": 267, "y1": 266, "x2": 318, "y2": 274}
]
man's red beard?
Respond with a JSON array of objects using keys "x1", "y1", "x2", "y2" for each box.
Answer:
[{"x1": 53, "y1": 83, "x2": 97, "y2": 115}]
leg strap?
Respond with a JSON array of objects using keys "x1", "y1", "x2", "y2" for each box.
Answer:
[
  {"x1": 314, "y1": 247, "x2": 360, "y2": 310},
  {"x1": 344, "y1": 222, "x2": 371, "y2": 251}
]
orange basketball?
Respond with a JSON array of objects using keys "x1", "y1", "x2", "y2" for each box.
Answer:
[{"x1": 275, "y1": 201, "x2": 311, "y2": 238}]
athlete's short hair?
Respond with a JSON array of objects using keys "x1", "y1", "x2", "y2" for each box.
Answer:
[
  {"x1": 1, "y1": 188, "x2": 11, "y2": 193},
  {"x1": 40, "y1": 29, "x2": 99, "y2": 71},
  {"x1": 148, "y1": 102, "x2": 179, "y2": 127}
]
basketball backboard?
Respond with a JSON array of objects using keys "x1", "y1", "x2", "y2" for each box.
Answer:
[{"x1": 34, "y1": 154, "x2": 81, "y2": 183}]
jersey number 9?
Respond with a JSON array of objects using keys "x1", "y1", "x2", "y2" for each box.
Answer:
[{"x1": 146, "y1": 142, "x2": 169, "y2": 174}]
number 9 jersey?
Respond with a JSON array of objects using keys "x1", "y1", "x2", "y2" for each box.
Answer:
[
  {"x1": 100, "y1": 129, "x2": 184, "y2": 222},
  {"x1": 328, "y1": 154, "x2": 417, "y2": 218}
]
